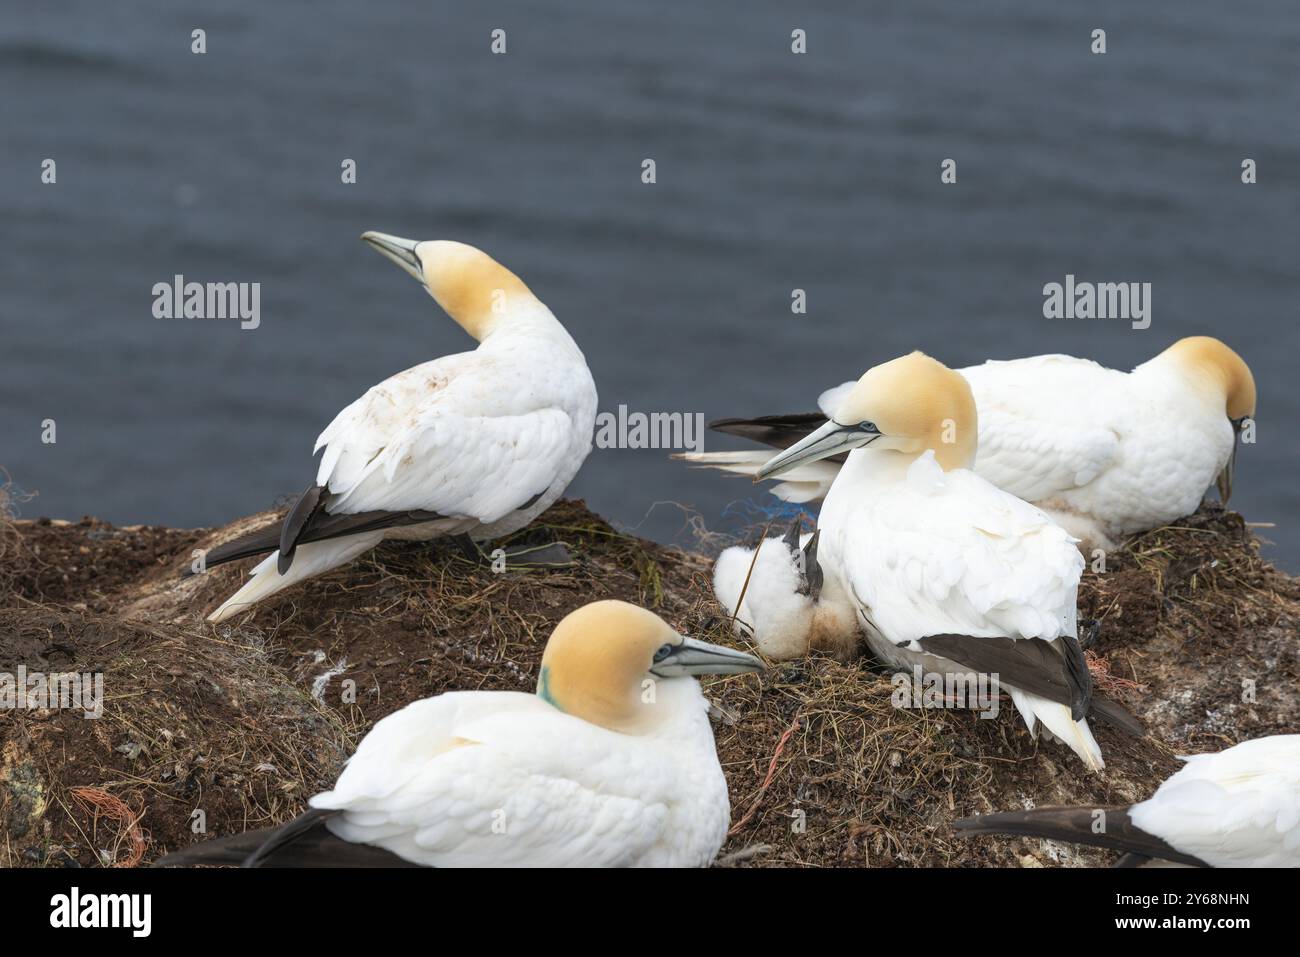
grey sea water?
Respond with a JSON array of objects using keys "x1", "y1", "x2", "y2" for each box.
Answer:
[{"x1": 2, "y1": 0, "x2": 1297, "y2": 566}]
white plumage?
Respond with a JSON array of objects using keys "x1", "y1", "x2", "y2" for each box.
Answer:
[
  {"x1": 714, "y1": 531, "x2": 859, "y2": 661},
  {"x1": 754, "y1": 353, "x2": 1105, "y2": 770},
  {"x1": 821, "y1": 450, "x2": 1099, "y2": 768},
  {"x1": 208, "y1": 236, "x2": 597, "y2": 623},
  {"x1": 684, "y1": 338, "x2": 1255, "y2": 550},
  {"x1": 313, "y1": 681, "x2": 727, "y2": 867},
  {"x1": 1129, "y1": 735, "x2": 1300, "y2": 868},
  {"x1": 162, "y1": 601, "x2": 764, "y2": 867},
  {"x1": 956, "y1": 734, "x2": 1300, "y2": 866}
]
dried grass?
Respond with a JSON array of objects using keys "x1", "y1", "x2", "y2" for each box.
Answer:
[{"x1": 0, "y1": 498, "x2": 1294, "y2": 868}]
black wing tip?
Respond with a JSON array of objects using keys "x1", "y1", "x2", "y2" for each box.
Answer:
[
  {"x1": 277, "y1": 485, "x2": 327, "y2": 575},
  {"x1": 1089, "y1": 694, "x2": 1146, "y2": 738},
  {"x1": 152, "y1": 835, "x2": 255, "y2": 868},
  {"x1": 707, "y1": 416, "x2": 749, "y2": 430},
  {"x1": 951, "y1": 812, "x2": 1018, "y2": 834},
  {"x1": 951, "y1": 807, "x2": 1211, "y2": 868}
]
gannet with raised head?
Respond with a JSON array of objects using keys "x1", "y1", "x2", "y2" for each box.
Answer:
[
  {"x1": 755, "y1": 352, "x2": 1109, "y2": 770},
  {"x1": 155, "y1": 600, "x2": 764, "y2": 867},
  {"x1": 200, "y1": 234, "x2": 598, "y2": 623},
  {"x1": 682, "y1": 337, "x2": 1256, "y2": 550},
  {"x1": 714, "y1": 519, "x2": 859, "y2": 661},
  {"x1": 954, "y1": 735, "x2": 1300, "y2": 867}
]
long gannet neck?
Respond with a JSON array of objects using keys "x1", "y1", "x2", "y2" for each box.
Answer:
[
  {"x1": 1145, "y1": 336, "x2": 1257, "y2": 419},
  {"x1": 419, "y1": 240, "x2": 537, "y2": 342}
]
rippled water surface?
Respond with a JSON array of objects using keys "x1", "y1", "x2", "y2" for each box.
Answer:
[{"x1": 2, "y1": 1, "x2": 1297, "y2": 567}]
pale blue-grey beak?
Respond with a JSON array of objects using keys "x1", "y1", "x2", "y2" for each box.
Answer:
[
  {"x1": 650, "y1": 637, "x2": 764, "y2": 678},
  {"x1": 754, "y1": 419, "x2": 876, "y2": 481},
  {"x1": 361, "y1": 231, "x2": 425, "y2": 286}
]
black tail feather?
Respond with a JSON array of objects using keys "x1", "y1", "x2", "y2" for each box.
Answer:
[
  {"x1": 277, "y1": 484, "x2": 326, "y2": 574},
  {"x1": 185, "y1": 524, "x2": 283, "y2": 575},
  {"x1": 953, "y1": 806, "x2": 1208, "y2": 867},
  {"x1": 185, "y1": 496, "x2": 450, "y2": 578},
  {"x1": 154, "y1": 808, "x2": 421, "y2": 868},
  {"x1": 1089, "y1": 694, "x2": 1146, "y2": 738}
]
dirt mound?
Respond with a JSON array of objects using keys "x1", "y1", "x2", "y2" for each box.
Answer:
[{"x1": 0, "y1": 498, "x2": 1294, "y2": 867}]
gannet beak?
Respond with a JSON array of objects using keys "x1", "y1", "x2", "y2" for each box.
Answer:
[
  {"x1": 361, "y1": 231, "x2": 426, "y2": 286},
  {"x1": 650, "y1": 637, "x2": 764, "y2": 678},
  {"x1": 754, "y1": 419, "x2": 875, "y2": 481}
]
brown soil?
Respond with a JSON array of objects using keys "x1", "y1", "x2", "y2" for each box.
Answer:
[{"x1": 0, "y1": 499, "x2": 1294, "y2": 868}]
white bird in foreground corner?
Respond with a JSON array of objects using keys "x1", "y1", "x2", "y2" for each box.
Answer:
[
  {"x1": 754, "y1": 352, "x2": 1136, "y2": 772},
  {"x1": 713, "y1": 519, "x2": 859, "y2": 661},
  {"x1": 156, "y1": 600, "x2": 764, "y2": 867},
  {"x1": 199, "y1": 234, "x2": 598, "y2": 623},
  {"x1": 955, "y1": 735, "x2": 1300, "y2": 867},
  {"x1": 682, "y1": 336, "x2": 1256, "y2": 550}
]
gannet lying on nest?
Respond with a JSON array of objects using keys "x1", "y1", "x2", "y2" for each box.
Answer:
[
  {"x1": 954, "y1": 735, "x2": 1300, "y2": 867},
  {"x1": 752, "y1": 352, "x2": 1142, "y2": 771},
  {"x1": 155, "y1": 601, "x2": 764, "y2": 867},
  {"x1": 197, "y1": 234, "x2": 598, "y2": 623},
  {"x1": 682, "y1": 337, "x2": 1256, "y2": 550}
]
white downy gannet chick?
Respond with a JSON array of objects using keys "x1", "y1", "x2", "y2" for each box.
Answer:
[
  {"x1": 154, "y1": 600, "x2": 764, "y2": 868},
  {"x1": 954, "y1": 735, "x2": 1300, "y2": 867},
  {"x1": 713, "y1": 519, "x2": 859, "y2": 661},
  {"x1": 683, "y1": 336, "x2": 1256, "y2": 550},
  {"x1": 755, "y1": 352, "x2": 1108, "y2": 771},
  {"x1": 201, "y1": 234, "x2": 598, "y2": 623}
]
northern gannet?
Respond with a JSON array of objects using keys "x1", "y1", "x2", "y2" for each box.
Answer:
[
  {"x1": 155, "y1": 600, "x2": 764, "y2": 867},
  {"x1": 754, "y1": 352, "x2": 1114, "y2": 771},
  {"x1": 714, "y1": 519, "x2": 859, "y2": 661},
  {"x1": 954, "y1": 735, "x2": 1300, "y2": 867},
  {"x1": 200, "y1": 234, "x2": 598, "y2": 623},
  {"x1": 682, "y1": 337, "x2": 1256, "y2": 550}
]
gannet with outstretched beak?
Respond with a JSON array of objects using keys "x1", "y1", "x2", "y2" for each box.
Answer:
[
  {"x1": 682, "y1": 337, "x2": 1256, "y2": 550},
  {"x1": 201, "y1": 234, "x2": 598, "y2": 623},
  {"x1": 713, "y1": 519, "x2": 859, "y2": 661},
  {"x1": 155, "y1": 600, "x2": 764, "y2": 867},
  {"x1": 954, "y1": 735, "x2": 1300, "y2": 867},
  {"x1": 755, "y1": 352, "x2": 1111, "y2": 770}
]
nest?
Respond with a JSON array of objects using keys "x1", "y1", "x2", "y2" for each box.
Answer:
[{"x1": 0, "y1": 498, "x2": 1294, "y2": 867}]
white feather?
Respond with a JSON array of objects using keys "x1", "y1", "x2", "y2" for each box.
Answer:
[
  {"x1": 210, "y1": 297, "x2": 597, "y2": 620},
  {"x1": 714, "y1": 534, "x2": 858, "y2": 660},
  {"x1": 706, "y1": 350, "x2": 1237, "y2": 548},
  {"x1": 1129, "y1": 735, "x2": 1300, "y2": 867},
  {"x1": 678, "y1": 450, "x2": 838, "y2": 503},
  {"x1": 309, "y1": 679, "x2": 730, "y2": 867},
  {"x1": 820, "y1": 449, "x2": 1103, "y2": 770}
]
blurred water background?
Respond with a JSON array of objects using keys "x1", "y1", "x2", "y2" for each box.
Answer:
[{"x1": 2, "y1": 0, "x2": 1297, "y2": 566}]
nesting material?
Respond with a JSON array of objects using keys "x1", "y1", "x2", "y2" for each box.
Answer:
[{"x1": 0, "y1": 499, "x2": 1293, "y2": 867}]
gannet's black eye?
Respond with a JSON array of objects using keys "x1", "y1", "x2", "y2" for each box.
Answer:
[
  {"x1": 858, "y1": 421, "x2": 879, "y2": 434},
  {"x1": 653, "y1": 643, "x2": 674, "y2": 663}
]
